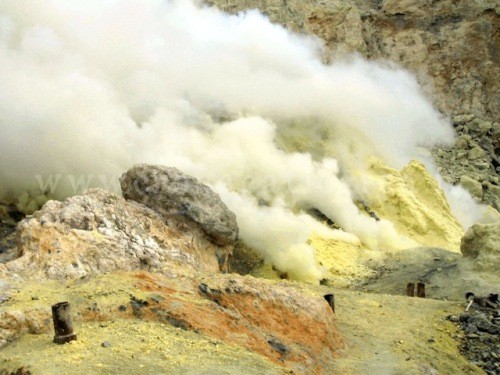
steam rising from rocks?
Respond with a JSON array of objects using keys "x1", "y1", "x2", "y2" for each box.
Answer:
[{"x1": 0, "y1": 0, "x2": 468, "y2": 281}]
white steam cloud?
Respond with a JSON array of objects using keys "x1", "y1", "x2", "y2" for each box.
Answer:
[{"x1": 0, "y1": 0, "x2": 464, "y2": 282}]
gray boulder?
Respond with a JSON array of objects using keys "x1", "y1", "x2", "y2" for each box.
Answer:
[{"x1": 120, "y1": 164, "x2": 238, "y2": 247}]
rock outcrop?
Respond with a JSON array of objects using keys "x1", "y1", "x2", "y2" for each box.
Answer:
[
  {"x1": 461, "y1": 221, "x2": 500, "y2": 271},
  {"x1": 120, "y1": 164, "x2": 238, "y2": 247},
  {"x1": 365, "y1": 159, "x2": 464, "y2": 251},
  {"x1": 3, "y1": 188, "x2": 226, "y2": 279},
  {"x1": 0, "y1": 166, "x2": 344, "y2": 374}
]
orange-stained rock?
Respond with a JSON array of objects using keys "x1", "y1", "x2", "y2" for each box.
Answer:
[{"x1": 128, "y1": 272, "x2": 342, "y2": 373}]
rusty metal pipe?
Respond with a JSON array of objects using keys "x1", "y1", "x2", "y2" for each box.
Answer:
[
  {"x1": 324, "y1": 294, "x2": 335, "y2": 313},
  {"x1": 417, "y1": 283, "x2": 426, "y2": 298},
  {"x1": 406, "y1": 283, "x2": 415, "y2": 297},
  {"x1": 52, "y1": 301, "x2": 77, "y2": 344}
]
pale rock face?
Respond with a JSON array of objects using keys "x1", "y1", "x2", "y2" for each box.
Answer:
[
  {"x1": 207, "y1": 0, "x2": 499, "y2": 120},
  {"x1": 120, "y1": 164, "x2": 238, "y2": 247},
  {"x1": 3, "y1": 188, "x2": 226, "y2": 279},
  {"x1": 461, "y1": 221, "x2": 500, "y2": 271}
]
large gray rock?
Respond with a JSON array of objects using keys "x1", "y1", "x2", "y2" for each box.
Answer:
[
  {"x1": 120, "y1": 164, "x2": 238, "y2": 247},
  {"x1": 461, "y1": 221, "x2": 500, "y2": 271}
]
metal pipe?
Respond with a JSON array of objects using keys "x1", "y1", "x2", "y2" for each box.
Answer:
[
  {"x1": 406, "y1": 283, "x2": 415, "y2": 297},
  {"x1": 324, "y1": 294, "x2": 335, "y2": 313},
  {"x1": 52, "y1": 301, "x2": 77, "y2": 344},
  {"x1": 417, "y1": 283, "x2": 426, "y2": 298}
]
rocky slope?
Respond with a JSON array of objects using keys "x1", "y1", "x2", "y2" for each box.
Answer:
[
  {"x1": 0, "y1": 271, "x2": 341, "y2": 374},
  {"x1": 2, "y1": 188, "x2": 226, "y2": 279},
  {"x1": 206, "y1": 0, "x2": 500, "y2": 209},
  {"x1": 0, "y1": 166, "x2": 343, "y2": 374},
  {"x1": 2, "y1": 164, "x2": 498, "y2": 374},
  {"x1": 0, "y1": 272, "x2": 482, "y2": 375}
]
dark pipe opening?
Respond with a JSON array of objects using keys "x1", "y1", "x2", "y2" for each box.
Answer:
[{"x1": 324, "y1": 294, "x2": 335, "y2": 313}]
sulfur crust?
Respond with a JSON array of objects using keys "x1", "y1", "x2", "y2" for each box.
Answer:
[
  {"x1": 307, "y1": 159, "x2": 464, "y2": 283},
  {"x1": 364, "y1": 159, "x2": 463, "y2": 252}
]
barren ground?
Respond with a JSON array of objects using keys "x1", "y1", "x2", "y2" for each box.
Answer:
[{"x1": 0, "y1": 270, "x2": 485, "y2": 375}]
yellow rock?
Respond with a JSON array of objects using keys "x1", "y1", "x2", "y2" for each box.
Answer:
[
  {"x1": 365, "y1": 158, "x2": 464, "y2": 251},
  {"x1": 310, "y1": 232, "x2": 376, "y2": 284}
]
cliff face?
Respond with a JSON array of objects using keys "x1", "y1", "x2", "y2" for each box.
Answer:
[
  {"x1": 206, "y1": 0, "x2": 498, "y2": 119},
  {"x1": 206, "y1": 0, "x2": 500, "y2": 208}
]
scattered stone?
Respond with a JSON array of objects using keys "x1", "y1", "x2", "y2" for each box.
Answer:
[
  {"x1": 130, "y1": 295, "x2": 149, "y2": 318},
  {"x1": 460, "y1": 313, "x2": 470, "y2": 322},
  {"x1": 468, "y1": 119, "x2": 492, "y2": 134},
  {"x1": 466, "y1": 324, "x2": 478, "y2": 334},
  {"x1": 466, "y1": 333, "x2": 480, "y2": 339},
  {"x1": 468, "y1": 147, "x2": 486, "y2": 160},
  {"x1": 267, "y1": 337, "x2": 289, "y2": 355},
  {"x1": 453, "y1": 114, "x2": 475, "y2": 125},
  {"x1": 101, "y1": 341, "x2": 112, "y2": 348},
  {"x1": 454, "y1": 295, "x2": 500, "y2": 373}
]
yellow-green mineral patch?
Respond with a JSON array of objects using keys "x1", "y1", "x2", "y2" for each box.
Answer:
[
  {"x1": 365, "y1": 159, "x2": 464, "y2": 251},
  {"x1": 1, "y1": 320, "x2": 286, "y2": 375}
]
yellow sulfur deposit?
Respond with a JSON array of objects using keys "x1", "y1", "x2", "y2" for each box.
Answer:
[
  {"x1": 309, "y1": 233, "x2": 378, "y2": 286},
  {"x1": 254, "y1": 158, "x2": 465, "y2": 283},
  {"x1": 306, "y1": 158, "x2": 465, "y2": 284},
  {"x1": 364, "y1": 159, "x2": 464, "y2": 252}
]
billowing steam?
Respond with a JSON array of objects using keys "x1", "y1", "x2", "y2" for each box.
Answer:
[{"x1": 0, "y1": 0, "x2": 478, "y2": 282}]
